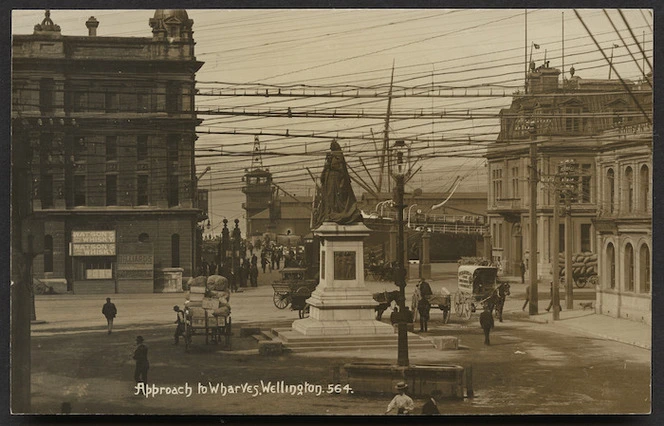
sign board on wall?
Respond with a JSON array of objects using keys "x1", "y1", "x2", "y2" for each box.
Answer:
[
  {"x1": 86, "y1": 269, "x2": 113, "y2": 279},
  {"x1": 117, "y1": 243, "x2": 154, "y2": 280},
  {"x1": 71, "y1": 230, "x2": 116, "y2": 256}
]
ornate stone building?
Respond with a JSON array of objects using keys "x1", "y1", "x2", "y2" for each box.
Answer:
[{"x1": 12, "y1": 10, "x2": 204, "y2": 293}]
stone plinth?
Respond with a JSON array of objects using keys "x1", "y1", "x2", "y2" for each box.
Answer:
[
  {"x1": 432, "y1": 336, "x2": 459, "y2": 350},
  {"x1": 292, "y1": 222, "x2": 394, "y2": 336}
]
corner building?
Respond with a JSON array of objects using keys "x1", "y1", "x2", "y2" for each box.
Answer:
[
  {"x1": 486, "y1": 64, "x2": 651, "y2": 323},
  {"x1": 12, "y1": 10, "x2": 204, "y2": 293}
]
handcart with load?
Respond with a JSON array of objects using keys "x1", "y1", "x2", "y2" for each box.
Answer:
[{"x1": 183, "y1": 275, "x2": 232, "y2": 351}]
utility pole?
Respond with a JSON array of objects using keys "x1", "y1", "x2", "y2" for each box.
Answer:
[
  {"x1": 559, "y1": 159, "x2": 577, "y2": 310},
  {"x1": 551, "y1": 185, "x2": 561, "y2": 320},
  {"x1": 528, "y1": 123, "x2": 538, "y2": 315}
]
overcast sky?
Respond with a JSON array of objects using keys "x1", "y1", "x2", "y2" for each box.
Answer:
[{"x1": 12, "y1": 9, "x2": 653, "y2": 235}]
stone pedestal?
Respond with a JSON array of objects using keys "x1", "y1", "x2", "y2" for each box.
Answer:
[
  {"x1": 159, "y1": 267, "x2": 184, "y2": 293},
  {"x1": 292, "y1": 222, "x2": 394, "y2": 336}
]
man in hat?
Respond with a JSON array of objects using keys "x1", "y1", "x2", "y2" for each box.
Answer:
[
  {"x1": 421, "y1": 389, "x2": 442, "y2": 414},
  {"x1": 133, "y1": 336, "x2": 149, "y2": 383},
  {"x1": 101, "y1": 297, "x2": 117, "y2": 335},
  {"x1": 479, "y1": 304, "x2": 494, "y2": 345},
  {"x1": 173, "y1": 305, "x2": 185, "y2": 345},
  {"x1": 385, "y1": 382, "x2": 414, "y2": 414}
]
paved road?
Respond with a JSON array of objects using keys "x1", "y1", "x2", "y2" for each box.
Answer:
[{"x1": 28, "y1": 263, "x2": 650, "y2": 415}]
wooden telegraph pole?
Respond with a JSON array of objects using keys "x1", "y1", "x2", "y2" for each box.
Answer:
[{"x1": 528, "y1": 124, "x2": 538, "y2": 314}]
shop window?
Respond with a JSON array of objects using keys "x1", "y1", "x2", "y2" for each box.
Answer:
[
  {"x1": 625, "y1": 243, "x2": 634, "y2": 291},
  {"x1": 44, "y1": 235, "x2": 53, "y2": 273},
  {"x1": 607, "y1": 243, "x2": 616, "y2": 289},
  {"x1": 106, "y1": 175, "x2": 117, "y2": 206},
  {"x1": 640, "y1": 244, "x2": 650, "y2": 293},
  {"x1": 171, "y1": 234, "x2": 180, "y2": 267},
  {"x1": 137, "y1": 175, "x2": 149, "y2": 206},
  {"x1": 580, "y1": 224, "x2": 591, "y2": 252}
]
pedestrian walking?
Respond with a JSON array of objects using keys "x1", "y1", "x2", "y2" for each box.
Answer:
[
  {"x1": 420, "y1": 389, "x2": 442, "y2": 414},
  {"x1": 417, "y1": 297, "x2": 431, "y2": 332},
  {"x1": 546, "y1": 281, "x2": 562, "y2": 312},
  {"x1": 133, "y1": 336, "x2": 149, "y2": 383},
  {"x1": 520, "y1": 260, "x2": 526, "y2": 284},
  {"x1": 261, "y1": 255, "x2": 268, "y2": 274},
  {"x1": 479, "y1": 304, "x2": 494, "y2": 345},
  {"x1": 522, "y1": 284, "x2": 531, "y2": 311},
  {"x1": 385, "y1": 382, "x2": 414, "y2": 414},
  {"x1": 173, "y1": 305, "x2": 185, "y2": 345},
  {"x1": 102, "y1": 297, "x2": 117, "y2": 335}
]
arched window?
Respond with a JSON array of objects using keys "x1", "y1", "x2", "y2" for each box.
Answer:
[
  {"x1": 171, "y1": 234, "x2": 180, "y2": 267},
  {"x1": 640, "y1": 244, "x2": 650, "y2": 293},
  {"x1": 640, "y1": 165, "x2": 649, "y2": 213},
  {"x1": 607, "y1": 243, "x2": 616, "y2": 289},
  {"x1": 625, "y1": 167, "x2": 634, "y2": 213},
  {"x1": 44, "y1": 235, "x2": 53, "y2": 273},
  {"x1": 624, "y1": 243, "x2": 634, "y2": 291},
  {"x1": 607, "y1": 168, "x2": 615, "y2": 214}
]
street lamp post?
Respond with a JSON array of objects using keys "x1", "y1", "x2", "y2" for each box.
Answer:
[{"x1": 391, "y1": 140, "x2": 410, "y2": 367}]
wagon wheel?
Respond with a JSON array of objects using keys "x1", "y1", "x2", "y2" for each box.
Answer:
[
  {"x1": 299, "y1": 303, "x2": 310, "y2": 319},
  {"x1": 273, "y1": 291, "x2": 290, "y2": 309}
]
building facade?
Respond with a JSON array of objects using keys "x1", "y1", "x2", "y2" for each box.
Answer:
[
  {"x1": 486, "y1": 63, "x2": 651, "y2": 322},
  {"x1": 12, "y1": 10, "x2": 204, "y2": 294}
]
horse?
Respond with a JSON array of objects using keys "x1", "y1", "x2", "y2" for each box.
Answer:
[
  {"x1": 372, "y1": 290, "x2": 400, "y2": 320},
  {"x1": 483, "y1": 282, "x2": 510, "y2": 322}
]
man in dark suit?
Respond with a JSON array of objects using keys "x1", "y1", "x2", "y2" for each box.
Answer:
[
  {"x1": 479, "y1": 304, "x2": 494, "y2": 345},
  {"x1": 102, "y1": 298, "x2": 117, "y2": 335},
  {"x1": 421, "y1": 389, "x2": 441, "y2": 414},
  {"x1": 133, "y1": 336, "x2": 149, "y2": 383}
]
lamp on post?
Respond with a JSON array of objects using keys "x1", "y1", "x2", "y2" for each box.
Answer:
[{"x1": 391, "y1": 140, "x2": 410, "y2": 367}]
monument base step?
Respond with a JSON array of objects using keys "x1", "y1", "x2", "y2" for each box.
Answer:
[{"x1": 272, "y1": 328, "x2": 435, "y2": 353}]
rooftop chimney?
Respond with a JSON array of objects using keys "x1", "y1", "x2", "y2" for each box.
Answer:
[{"x1": 86, "y1": 16, "x2": 99, "y2": 36}]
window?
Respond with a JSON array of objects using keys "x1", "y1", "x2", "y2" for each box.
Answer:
[
  {"x1": 580, "y1": 224, "x2": 591, "y2": 252},
  {"x1": 39, "y1": 78, "x2": 54, "y2": 113},
  {"x1": 137, "y1": 135, "x2": 148, "y2": 161},
  {"x1": 167, "y1": 135, "x2": 179, "y2": 162},
  {"x1": 607, "y1": 243, "x2": 616, "y2": 289},
  {"x1": 106, "y1": 175, "x2": 117, "y2": 206},
  {"x1": 166, "y1": 82, "x2": 181, "y2": 113},
  {"x1": 565, "y1": 107, "x2": 581, "y2": 132},
  {"x1": 581, "y1": 164, "x2": 591, "y2": 203},
  {"x1": 137, "y1": 175, "x2": 149, "y2": 206},
  {"x1": 492, "y1": 168, "x2": 503, "y2": 200},
  {"x1": 44, "y1": 235, "x2": 53, "y2": 273},
  {"x1": 105, "y1": 136, "x2": 117, "y2": 161},
  {"x1": 104, "y1": 90, "x2": 117, "y2": 112},
  {"x1": 607, "y1": 168, "x2": 615, "y2": 214},
  {"x1": 40, "y1": 174, "x2": 53, "y2": 209},
  {"x1": 625, "y1": 167, "x2": 634, "y2": 213},
  {"x1": 511, "y1": 167, "x2": 519, "y2": 197},
  {"x1": 171, "y1": 234, "x2": 180, "y2": 267},
  {"x1": 74, "y1": 175, "x2": 86, "y2": 206},
  {"x1": 625, "y1": 243, "x2": 634, "y2": 291},
  {"x1": 640, "y1": 165, "x2": 649, "y2": 213},
  {"x1": 168, "y1": 175, "x2": 179, "y2": 207},
  {"x1": 74, "y1": 137, "x2": 86, "y2": 162},
  {"x1": 639, "y1": 244, "x2": 650, "y2": 293}
]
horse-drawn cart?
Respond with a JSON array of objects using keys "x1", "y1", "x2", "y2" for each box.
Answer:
[
  {"x1": 454, "y1": 265, "x2": 509, "y2": 320},
  {"x1": 272, "y1": 267, "x2": 318, "y2": 318}
]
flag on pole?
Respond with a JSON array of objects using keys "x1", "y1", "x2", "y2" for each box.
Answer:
[{"x1": 533, "y1": 43, "x2": 540, "y2": 49}]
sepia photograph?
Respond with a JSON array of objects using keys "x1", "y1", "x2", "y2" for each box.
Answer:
[{"x1": 9, "y1": 6, "x2": 653, "y2": 417}]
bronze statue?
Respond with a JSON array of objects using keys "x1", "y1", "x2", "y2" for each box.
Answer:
[{"x1": 311, "y1": 141, "x2": 362, "y2": 229}]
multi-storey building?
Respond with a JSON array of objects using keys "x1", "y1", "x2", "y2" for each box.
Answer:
[
  {"x1": 12, "y1": 10, "x2": 204, "y2": 294},
  {"x1": 486, "y1": 61, "x2": 652, "y2": 318}
]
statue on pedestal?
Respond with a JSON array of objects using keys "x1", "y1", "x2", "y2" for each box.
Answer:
[{"x1": 311, "y1": 141, "x2": 362, "y2": 229}]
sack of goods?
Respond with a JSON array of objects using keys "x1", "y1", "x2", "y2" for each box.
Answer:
[
  {"x1": 558, "y1": 251, "x2": 598, "y2": 277},
  {"x1": 208, "y1": 289, "x2": 230, "y2": 303},
  {"x1": 207, "y1": 275, "x2": 229, "y2": 292},
  {"x1": 212, "y1": 305, "x2": 231, "y2": 317}
]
